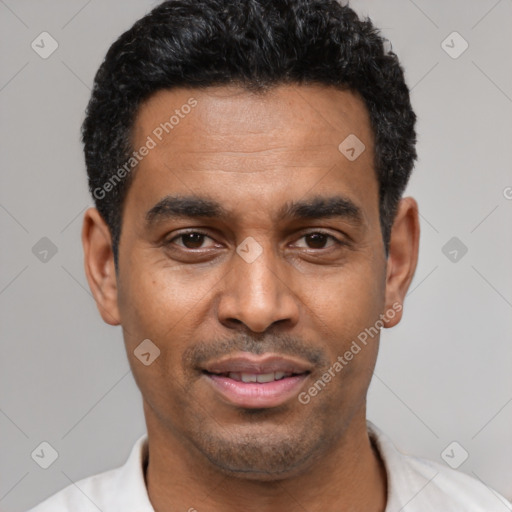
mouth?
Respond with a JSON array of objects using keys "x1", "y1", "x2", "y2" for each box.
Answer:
[
  {"x1": 205, "y1": 370, "x2": 304, "y2": 382},
  {"x1": 201, "y1": 354, "x2": 312, "y2": 409}
]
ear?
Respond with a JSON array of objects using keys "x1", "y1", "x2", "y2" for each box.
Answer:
[
  {"x1": 383, "y1": 197, "x2": 420, "y2": 328},
  {"x1": 82, "y1": 207, "x2": 121, "y2": 326}
]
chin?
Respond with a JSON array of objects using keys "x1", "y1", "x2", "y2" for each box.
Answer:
[{"x1": 189, "y1": 424, "x2": 327, "y2": 481}]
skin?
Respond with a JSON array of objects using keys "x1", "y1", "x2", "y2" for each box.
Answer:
[{"x1": 82, "y1": 84, "x2": 419, "y2": 512}]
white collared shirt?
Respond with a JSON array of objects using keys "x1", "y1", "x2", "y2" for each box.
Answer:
[{"x1": 27, "y1": 421, "x2": 512, "y2": 511}]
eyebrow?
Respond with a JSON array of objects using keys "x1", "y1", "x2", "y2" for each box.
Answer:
[
  {"x1": 145, "y1": 194, "x2": 364, "y2": 227},
  {"x1": 277, "y1": 195, "x2": 364, "y2": 225},
  {"x1": 145, "y1": 196, "x2": 229, "y2": 225}
]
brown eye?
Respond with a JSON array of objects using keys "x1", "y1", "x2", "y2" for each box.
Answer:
[
  {"x1": 293, "y1": 232, "x2": 339, "y2": 249},
  {"x1": 168, "y1": 232, "x2": 217, "y2": 250},
  {"x1": 180, "y1": 233, "x2": 206, "y2": 249},
  {"x1": 304, "y1": 233, "x2": 330, "y2": 249}
]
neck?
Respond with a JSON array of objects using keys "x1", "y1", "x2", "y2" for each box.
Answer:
[{"x1": 144, "y1": 409, "x2": 387, "y2": 512}]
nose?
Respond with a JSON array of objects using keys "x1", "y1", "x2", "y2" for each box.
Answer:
[{"x1": 216, "y1": 243, "x2": 300, "y2": 333}]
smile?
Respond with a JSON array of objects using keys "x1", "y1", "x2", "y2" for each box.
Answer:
[{"x1": 201, "y1": 353, "x2": 312, "y2": 408}]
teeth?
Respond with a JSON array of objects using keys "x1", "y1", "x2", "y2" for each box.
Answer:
[
  {"x1": 226, "y1": 372, "x2": 293, "y2": 382},
  {"x1": 256, "y1": 373, "x2": 275, "y2": 383}
]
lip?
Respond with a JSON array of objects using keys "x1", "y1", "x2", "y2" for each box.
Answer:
[
  {"x1": 201, "y1": 353, "x2": 312, "y2": 408},
  {"x1": 202, "y1": 353, "x2": 314, "y2": 375}
]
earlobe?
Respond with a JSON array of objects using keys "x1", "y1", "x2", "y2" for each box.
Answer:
[
  {"x1": 383, "y1": 197, "x2": 420, "y2": 329},
  {"x1": 81, "y1": 207, "x2": 121, "y2": 326}
]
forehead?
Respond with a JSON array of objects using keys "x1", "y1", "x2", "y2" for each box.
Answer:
[
  {"x1": 133, "y1": 84, "x2": 373, "y2": 155},
  {"x1": 126, "y1": 84, "x2": 378, "y2": 225}
]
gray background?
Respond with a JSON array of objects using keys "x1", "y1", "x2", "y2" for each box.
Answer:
[{"x1": 1, "y1": 0, "x2": 511, "y2": 510}]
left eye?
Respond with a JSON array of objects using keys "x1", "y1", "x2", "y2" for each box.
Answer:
[
  {"x1": 293, "y1": 233, "x2": 340, "y2": 249},
  {"x1": 171, "y1": 232, "x2": 217, "y2": 249}
]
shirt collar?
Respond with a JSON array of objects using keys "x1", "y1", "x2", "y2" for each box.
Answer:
[{"x1": 110, "y1": 433, "x2": 154, "y2": 511}]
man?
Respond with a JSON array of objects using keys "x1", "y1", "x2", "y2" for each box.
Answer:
[{"x1": 28, "y1": 0, "x2": 511, "y2": 510}]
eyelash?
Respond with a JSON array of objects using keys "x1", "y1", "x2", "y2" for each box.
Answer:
[{"x1": 165, "y1": 230, "x2": 345, "y2": 250}]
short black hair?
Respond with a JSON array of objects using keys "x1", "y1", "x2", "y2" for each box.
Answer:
[{"x1": 82, "y1": 0, "x2": 417, "y2": 268}]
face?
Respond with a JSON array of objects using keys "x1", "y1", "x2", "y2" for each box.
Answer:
[{"x1": 83, "y1": 84, "x2": 418, "y2": 479}]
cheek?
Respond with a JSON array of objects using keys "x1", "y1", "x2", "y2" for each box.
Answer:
[
  {"x1": 117, "y1": 258, "x2": 228, "y2": 376},
  {"x1": 298, "y1": 260, "x2": 385, "y2": 400},
  {"x1": 302, "y1": 260, "x2": 385, "y2": 340},
  {"x1": 120, "y1": 261, "x2": 207, "y2": 324},
  {"x1": 117, "y1": 264, "x2": 211, "y2": 403}
]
